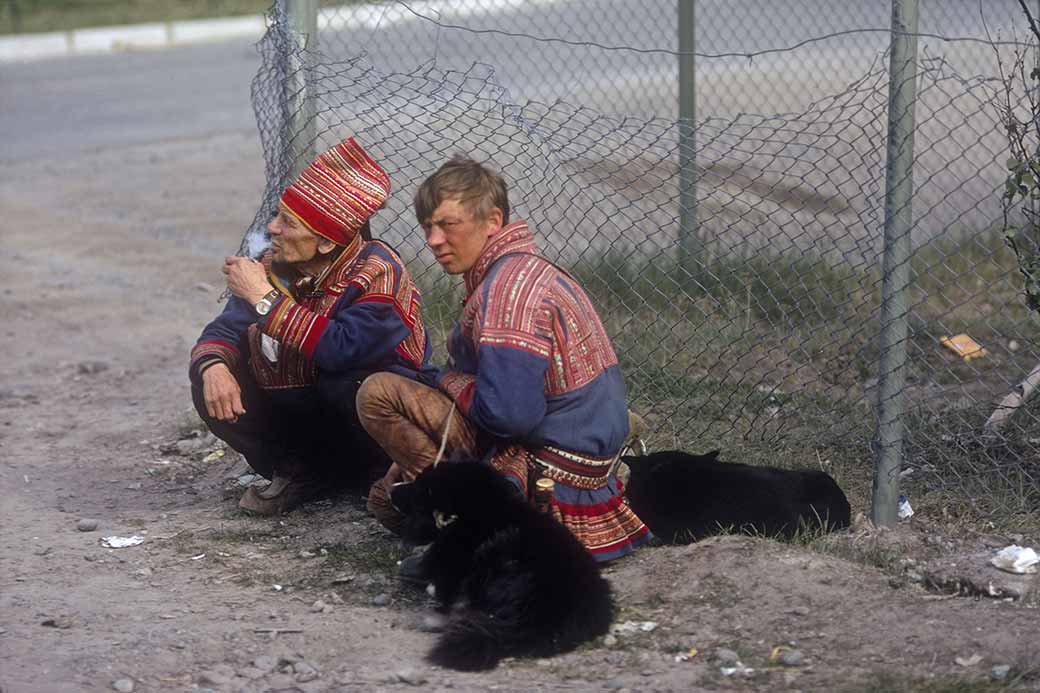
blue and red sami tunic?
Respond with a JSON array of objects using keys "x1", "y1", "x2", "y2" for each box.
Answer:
[
  {"x1": 436, "y1": 221, "x2": 650, "y2": 561},
  {"x1": 191, "y1": 236, "x2": 433, "y2": 388}
]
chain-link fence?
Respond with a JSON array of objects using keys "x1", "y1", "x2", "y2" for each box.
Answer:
[{"x1": 243, "y1": 0, "x2": 1040, "y2": 523}]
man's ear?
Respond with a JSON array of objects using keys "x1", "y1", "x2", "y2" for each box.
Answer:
[
  {"x1": 483, "y1": 207, "x2": 504, "y2": 237},
  {"x1": 317, "y1": 237, "x2": 339, "y2": 255}
]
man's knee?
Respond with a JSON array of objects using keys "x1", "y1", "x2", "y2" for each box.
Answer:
[{"x1": 355, "y1": 372, "x2": 407, "y2": 426}]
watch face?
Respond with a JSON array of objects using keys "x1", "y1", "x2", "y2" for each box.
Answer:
[{"x1": 255, "y1": 299, "x2": 272, "y2": 315}]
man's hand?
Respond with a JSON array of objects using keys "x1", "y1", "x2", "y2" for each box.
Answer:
[
  {"x1": 201, "y1": 363, "x2": 246, "y2": 422},
  {"x1": 223, "y1": 256, "x2": 274, "y2": 305}
]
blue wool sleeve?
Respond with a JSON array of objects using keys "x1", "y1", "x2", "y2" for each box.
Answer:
[
  {"x1": 197, "y1": 296, "x2": 256, "y2": 345},
  {"x1": 467, "y1": 343, "x2": 549, "y2": 439},
  {"x1": 312, "y1": 296, "x2": 411, "y2": 372}
]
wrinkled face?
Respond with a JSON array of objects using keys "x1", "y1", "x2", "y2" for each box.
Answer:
[
  {"x1": 420, "y1": 197, "x2": 502, "y2": 275},
  {"x1": 267, "y1": 204, "x2": 325, "y2": 265}
]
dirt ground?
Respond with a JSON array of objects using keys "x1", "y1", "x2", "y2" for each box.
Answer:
[{"x1": 2, "y1": 132, "x2": 1039, "y2": 693}]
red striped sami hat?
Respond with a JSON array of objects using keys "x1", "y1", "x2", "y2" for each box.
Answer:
[{"x1": 279, "y1": 137, "x2": 390, "y2": 246}]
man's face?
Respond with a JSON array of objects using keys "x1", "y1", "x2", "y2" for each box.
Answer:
[
  {"x1": 421, "y1": 197, "x2": 502, "y2": 275},
  {"x1": 267, "y1": 205, "x2": 323, "y2": 265}
]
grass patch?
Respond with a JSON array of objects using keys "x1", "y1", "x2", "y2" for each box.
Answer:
[
  {"x1": 841, "y1": 672, "x2": 1013, "y2": 693},
  {"x1": 810, "y1": 532, "x2": 909, "y2": 575},
  {"x1": 0, "y1": 0, "x2": 269, "y2": 34},
  {"x1": 0, "y1": 0, "x2": 376, "y2": 34},
  {"x1": 322, "y1": 538, "x2": 402, "y2": 576}
]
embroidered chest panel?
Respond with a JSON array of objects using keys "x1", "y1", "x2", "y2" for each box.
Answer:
[{"x1": 462, "y1": 256, "x2": 618, "y2": 395}]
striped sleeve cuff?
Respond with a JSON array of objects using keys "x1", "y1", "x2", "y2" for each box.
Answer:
[
  {"x1": 437, "y1": 370, "x2": 476, "y2": 416},
  {"x1": 260, "y1": 295, "x2": 329, "y2": 359},
  {"x1": 190, "y1": 339, "x2": 240, "y2": 378}
]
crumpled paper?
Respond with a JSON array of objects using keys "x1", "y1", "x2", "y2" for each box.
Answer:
[
  {"x1": 989, "y1": 545, "x2": 1039, "y2": 574},
  {"x1": 100, "y1": 535, "x2": 145, "y2": 548},
  {"x1": 610, "y1": 620, "x2": 658, "y2": 635}
]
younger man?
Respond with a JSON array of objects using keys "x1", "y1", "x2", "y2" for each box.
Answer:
[{"x1": 358, "y1": 156, "x2": 649, "y2": 561}]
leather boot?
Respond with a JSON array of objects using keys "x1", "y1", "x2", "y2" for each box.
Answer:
[{"x1": 238, "y1": 466, "x2": 325, "y2": 515}]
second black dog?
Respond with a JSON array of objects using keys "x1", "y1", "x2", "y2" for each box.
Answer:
[
  {"x1": 623, "y1": 449, "x2": 851, "y2": 543},
  {"x1": 390, "y1": 461, "x2": 614, "y2": 671}
]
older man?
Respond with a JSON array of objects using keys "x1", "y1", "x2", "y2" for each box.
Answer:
[
  {"x1": 358, "y1": 155, "x2": 649, "y2": 562},
  {"x1": 190, "y1": 138, "x2": 433, "y2": 514}
]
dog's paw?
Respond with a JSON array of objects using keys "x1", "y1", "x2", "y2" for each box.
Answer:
[{"x1": 426, "y1": 583, "x2": 437, "y2": 598}]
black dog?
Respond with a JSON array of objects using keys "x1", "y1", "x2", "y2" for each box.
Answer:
[
  {"x1": 623, "y1": 450, "x2": 851, "y2": 543},
  {"x1": 390, "y1": 461, "x2": 614, "y2": 671}
]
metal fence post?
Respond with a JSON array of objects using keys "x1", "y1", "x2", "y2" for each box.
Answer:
[
  {"x1": 677, "y1": 0, "x2": 699, "y2": 275},
  {"x1": 283, "y1": 0, "x2": 318, "y2": 176},
  {"x1": 872, "y1": 0, "x2": 920, "y2": 527}
]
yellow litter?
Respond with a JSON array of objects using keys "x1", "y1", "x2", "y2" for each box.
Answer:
[
  {"x1": 202, "y1": 448, "x2": 226, "y2": 463},
  {"x1": 673, "y1": 647, "x2": 698, "y2": 663},
  {"x1": 940, "y1": 334, "x2": 986, "y2": 361}
]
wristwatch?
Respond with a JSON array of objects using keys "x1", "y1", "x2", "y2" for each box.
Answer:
[{"x1": 253, "y1": 289, "x2": 281, "y2": 316}]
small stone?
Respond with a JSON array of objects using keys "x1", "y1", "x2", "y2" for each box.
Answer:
[
  {"x1": 112, "y1": 678, "x2": 134, "y2": 692},
  {"x1": 712, "y1": 648, "x2": 740, "y2": 666},
  {"x1": 253, "y1": 655, "x2": 276, "y2": 672},
  {"x1": 778, "y1": 650, "x2": 805, "y2": 667},
  {"x1": 174, "y1": 440, "x2": 195, "y2": 455},
  {"x1": 603, "y1": 634, "x2": 618, "y2": 647},
  {"x1": 395, "y1": 668, "x2": 428, "y2": 685},
  {"x1": 604, "y1": 680, "x2": 625, "y2": 691},
  {"x1": 237, "y1": 474, "x2": 261, "y2": 487},
  {"x1": 293, "y1": 661, "x2": 318, "y2": 680},
  {"x1": 604, "y1": 652, "x2": 625, "y2": 666},
  {"x1": 418, "y1": 613, "x2": 447, "y2": 632},
  {"x1": 991, "y1": 664, "x2": 1011, "y2": 680},
  {"x1": 77, "y1": 360, "x2": 110, "y2": 375},
  {"x1": 77, "y1": 519, "x2": 99, "y2": 532},
  {"x1": 372, "y1": 593, "x2": 391, "y2": 606},
  {"x1": 785, "y1": 606, "x2": 810, "y2": 616},
  {"x1": 40, "y1": 616, "x2": 73, "y2": 629},
  {"x1": 310, "y1": 600, "x2": 326, "y2": 613}
]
